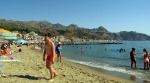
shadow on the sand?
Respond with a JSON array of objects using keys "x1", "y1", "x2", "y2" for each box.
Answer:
[{"x1": 10, "y1": 75, "x2": 48, "y2": 80}]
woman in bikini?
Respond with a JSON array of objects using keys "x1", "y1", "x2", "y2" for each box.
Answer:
[
  {"x1": 142, "y1": 48, "x2": 149, "y2": 70},
  {"x1": 43, "y1": 33, "x2": 58, "y2": 81}
]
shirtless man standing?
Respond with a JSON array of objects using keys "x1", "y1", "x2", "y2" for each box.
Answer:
[
  {"x1": 43, "y1": 33, "x2": 58, "y2": 81},
  {"x1": 130, "y1": 48, "x2": 137, "y2": 68}
]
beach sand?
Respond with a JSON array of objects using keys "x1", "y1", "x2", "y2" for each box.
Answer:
[{"x1": 0, "y1": 45, "x2": 134, "y2": 83}]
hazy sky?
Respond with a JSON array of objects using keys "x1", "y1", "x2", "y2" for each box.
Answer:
[{"x1": 0, "y1": 0, "x2": 150, "y2": 35}]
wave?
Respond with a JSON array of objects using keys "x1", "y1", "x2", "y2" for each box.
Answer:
[{"x1": 63, "y1": 57, "x2": 150, "y2": 81}]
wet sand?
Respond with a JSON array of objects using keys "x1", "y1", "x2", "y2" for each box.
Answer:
[{"x1": 0, "y1": 45, "x2": 135, "y2": 83}]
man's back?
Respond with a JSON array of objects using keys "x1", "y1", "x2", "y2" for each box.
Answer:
[{"x1": 130, "y1": 51, "x2": 134, "y2": 60}]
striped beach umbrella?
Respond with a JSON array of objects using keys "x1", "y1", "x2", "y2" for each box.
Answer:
[{"x1": 0, "y1": 29, "x2": 17, "y2": 40}]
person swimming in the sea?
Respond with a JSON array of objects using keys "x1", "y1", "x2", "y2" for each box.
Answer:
[{"x1": 81, "y1": 48, "x2": 84, "y2": 55}]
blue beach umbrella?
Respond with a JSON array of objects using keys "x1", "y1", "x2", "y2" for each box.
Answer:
[{"x1": 15, "y1": 39, "x2": 27, "y2": 44}]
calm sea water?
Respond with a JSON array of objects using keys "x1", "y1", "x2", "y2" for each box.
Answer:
[{"x1": 62, "y1": 41, "x2": 150, "y2": 82}]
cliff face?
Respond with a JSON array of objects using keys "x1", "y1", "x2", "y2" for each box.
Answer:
[{"x1": 0, "y1": 19, "x2": 150, "y2": 41}]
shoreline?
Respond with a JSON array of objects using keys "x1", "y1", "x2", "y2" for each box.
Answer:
[
  {"x1": 62, "y1": 60, "x2": 135, "y2": 83},
  {"x1": 64, "y1": 60, "x2": 145, "y2": 83},
  {"x1": 63, "y1": 57, "x2": 150, "y2": 83},
  {"x1": 62, "y1": 41, "x2": 123, "y2": 45}
]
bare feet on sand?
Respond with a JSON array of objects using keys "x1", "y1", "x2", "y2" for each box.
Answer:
[
  {"x1": 48, "y1": 73, "x2": 58, "y2": 82},
  {"x1": 48, "y1": 79, "x2": 54, "y2": 82},
  {"x1": 54, "y1": 73, "x2": 58, "y2": 78}
]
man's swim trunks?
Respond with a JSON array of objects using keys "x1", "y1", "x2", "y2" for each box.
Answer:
[{"x1": 47, "y1": 55, "x2": 53, "y2": 61}]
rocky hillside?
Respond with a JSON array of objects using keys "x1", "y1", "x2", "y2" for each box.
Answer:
[{"x1": 0, "y1": 19, "x2": 150, "y2": 41}]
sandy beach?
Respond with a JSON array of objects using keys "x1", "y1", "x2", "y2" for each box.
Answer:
[{"x1": 0, "y1": 44, "x2": 134, "y2": 83}]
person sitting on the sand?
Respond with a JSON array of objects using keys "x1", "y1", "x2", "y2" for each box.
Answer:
[
  {"x1": 1, "y1": 43, "x2": 13, "y2": 55},
  {"x1": 1, "y1": 44, "x2": 5, "y2": 53},
  {"x1": 5, "y1": 48, "x2": 13, "y2": 55},
  {"x1": 1, "y1": 44, "x2": 8, "y2": 55},
  {"x1": 43, "y1": 33, "x2": 58, "y2": 81}
]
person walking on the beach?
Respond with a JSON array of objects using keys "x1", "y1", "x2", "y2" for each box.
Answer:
[
  {"x1": 56, "y1": 42, "x2": 62, "y2": 62},
  {"x1": 130, "y1": 48, "x2": 137, "y2": 68},
  {"x1": 142, "y1": 48, "x2": 149, "y2": 70},
  {"x1": 43, "y1": 33, "x2": 58, "y2": 81}
]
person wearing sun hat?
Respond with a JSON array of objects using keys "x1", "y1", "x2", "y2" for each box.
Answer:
[
  {"x1": 58, "y1": 42, "x2": 62, "y2": 45},
  {"x1": 56, "y1": 42, "x2": 63, "y2": 62}
]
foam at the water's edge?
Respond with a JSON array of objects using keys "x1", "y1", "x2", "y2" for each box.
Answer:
[{"x1": 63, "y1": 57, "x2": 150, "y2": 82}]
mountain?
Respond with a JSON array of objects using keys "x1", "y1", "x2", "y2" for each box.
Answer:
[
  {"x1": 119, "y1": 31, "x2": 150, "y2": 41},
  {"x1": 0, "y1": 19, "x2": 150, "y2": 41}
]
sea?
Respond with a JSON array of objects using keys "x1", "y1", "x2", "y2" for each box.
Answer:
[{"x1": 62, "y1": 41, "x2": 150, "y2": 83}]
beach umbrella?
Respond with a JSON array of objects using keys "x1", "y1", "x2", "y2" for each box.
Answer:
[
  {"x1": 0, "y1": 29, "x2": 17, "y2": 40},
  {"x1": 0, "y1": 29, "x2": 12, "y2": 34},
  {"x1": 0, "y1": 34, "x2": 17, "y2": 40},
  {"x1": 0, "y1": 33, "x2": 17, "y2": 40},
  {"x1": 15, "y1": 39, "x2": 27, "y2": 44}
]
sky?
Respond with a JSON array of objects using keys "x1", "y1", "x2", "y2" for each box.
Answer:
[{"x1": 0, "y1": 0, "x2": 150, "y2": 35}]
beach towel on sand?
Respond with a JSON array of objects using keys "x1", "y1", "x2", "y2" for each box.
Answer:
[
  {"x1": 1, "y1": 56, "x2": 16, "y2": 59},
  {"x1": 0, "y1": 60, "x2": 23, "y2": 62}
]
